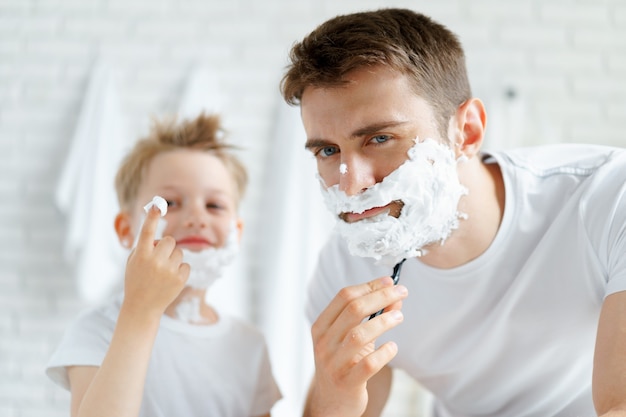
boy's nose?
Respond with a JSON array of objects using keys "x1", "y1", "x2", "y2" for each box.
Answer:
[
  {"x1": 183, "y1": 205, "x2": 208, "y2": 228},
  {"x1": 338, "y1": 156, "x2": 377, "y2": 196},
  {"x1": 184, "y1": 218, "x2": 206, "y2": 228}
]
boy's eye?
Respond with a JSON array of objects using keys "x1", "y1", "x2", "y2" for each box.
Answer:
[
  {"x1": 206, "y1": 202, "x2": 225, "y2": 210},
  {"x1": 165, "y1": 199, "x2": 179, "y2": 208}
]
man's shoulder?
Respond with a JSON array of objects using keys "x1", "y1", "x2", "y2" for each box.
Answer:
[{"x1": 485, "y1": 143, "x2": 624, "y2": 179}]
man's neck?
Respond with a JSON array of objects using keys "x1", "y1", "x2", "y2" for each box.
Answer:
[{"x1": 419, "y1": 157, "x2": 504, "y2": 269}]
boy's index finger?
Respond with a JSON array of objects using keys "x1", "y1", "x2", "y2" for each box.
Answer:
[
  {"x1": 143, "y1": 195, "x2": 168, "y2": 217},
  {"x1": 136, "y1": 205, "x2": 162, "y2": 253},
  {"x1": 136, "y1": 196, "x2": 168, "y2": 252}
]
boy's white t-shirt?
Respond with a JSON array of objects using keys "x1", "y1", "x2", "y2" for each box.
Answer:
[
  {"x1": 46, "y1": 295, "x2": 282, "y2": 417},
  {"x1": 306, "y1": 144, "x2": 626, "y2": 417}
]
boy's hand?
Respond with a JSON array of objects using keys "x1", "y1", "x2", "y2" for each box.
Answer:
[{"x1": 123, "y1": 205, "x2": 190, "y2": 319}]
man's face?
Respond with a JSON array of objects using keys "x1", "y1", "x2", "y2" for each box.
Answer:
[
  {"x1": 301, "y1": 65, "x2": 446, "y2": 222},
  {"x1": 301, "y1": 65, "x2": 471, "y2": 266}
]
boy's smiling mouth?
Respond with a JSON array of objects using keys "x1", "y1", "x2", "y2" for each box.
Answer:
[{"x1": 176, "y1": 236, "x2": 212, "y2": 250}]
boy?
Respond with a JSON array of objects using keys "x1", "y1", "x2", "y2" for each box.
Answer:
[
  {"x1": 281, "y1": 7, "x2": 626, "y2": 417},
  {"x1": 46, "y1": 113, "x2": 282, "y2": 417}
]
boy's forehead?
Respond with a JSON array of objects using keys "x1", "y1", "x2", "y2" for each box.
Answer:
[
  {"x1": 147, "y1": 149, "x2": 223, "y2": 172},
  {"x1": 140, "y1": 151, "x2": 237, "y2": 196}
]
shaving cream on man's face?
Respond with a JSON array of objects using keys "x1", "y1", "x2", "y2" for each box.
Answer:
[{"x1": 319, "y1": 138, "x2": 468, "y2": 267}]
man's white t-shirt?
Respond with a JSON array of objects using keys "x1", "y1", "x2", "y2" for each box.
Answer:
[
  {"x1": 47, "y1": 294, "x2": 282, "y2": 417},
  {"x1": 306, "y1": 144, "x2": 626, "y2": 417}
]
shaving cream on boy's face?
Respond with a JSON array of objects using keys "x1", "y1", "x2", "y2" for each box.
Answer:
[
  {"x1": 182, "y1": 223, "x2": 239, "y2": 289},
  {"x1": 319, "y1": 138, "x2": 468, "y2": 267},
  {"x1": 138, "y1": 196, "x2": 239, "y2": 290}
]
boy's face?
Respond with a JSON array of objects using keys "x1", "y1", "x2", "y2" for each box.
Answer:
[
  {"x1": 301, "y1": 65, "x2": 455, "y2": 222},
  {"x1": 117, "y1": 149, "x2": 242, "y2": 251}
]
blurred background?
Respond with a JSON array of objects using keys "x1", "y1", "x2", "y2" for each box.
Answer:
[{"x1": 0, "y1": 0, "x2": 625, "y2": 416}]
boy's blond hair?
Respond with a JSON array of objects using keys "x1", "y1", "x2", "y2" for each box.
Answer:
[{"x1": 114, "y1": 113, "x2": 248, "y2": 211}]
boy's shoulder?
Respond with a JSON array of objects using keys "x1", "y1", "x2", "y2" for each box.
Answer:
[{"x1": 67, "y1": 293, "x2": 123, "y2": 331}]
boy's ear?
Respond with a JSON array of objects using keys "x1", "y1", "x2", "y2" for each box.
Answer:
[
  {"x1": 114, "y1": 212, "x2": 134, "y2": 249},
  {"x1": 451, "y1": 98, "x2": 487, "y2": 159},
  {"x1": 235, "y1": 218, "x2": 244, "y2": 243}
]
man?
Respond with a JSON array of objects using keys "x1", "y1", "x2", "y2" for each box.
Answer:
[{"x1": 280, "y1": 8, "x2": 626, "y2": 417}]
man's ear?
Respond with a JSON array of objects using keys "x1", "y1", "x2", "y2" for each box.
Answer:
[
  {"x1": 114, "y1": 212, "x2": 134, "y2": 249},
  {"x1": 451, "y1": 98, "x2": 487, "y2": 159}
]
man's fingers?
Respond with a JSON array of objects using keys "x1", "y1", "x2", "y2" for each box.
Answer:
[
  {"x1": 314, "y1": 277, "x2": 394, "y2": 331},
  {"x1": 312, "y1": 277, "x2": 407, "y2": 346},
  {"x1": 341, "y1": 309, "x2": 404, "y2": 350},
  {"x1": 350, "y1": 341, "x2": 399, "y2": 383}
]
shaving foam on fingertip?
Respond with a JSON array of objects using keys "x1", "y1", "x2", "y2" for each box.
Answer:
[
  {"x1": 135, "y1": 195, "x2": 168, "y2": 242},
  {"x1": 143, "y1": 195, "x2": 168, "y2": 216}
]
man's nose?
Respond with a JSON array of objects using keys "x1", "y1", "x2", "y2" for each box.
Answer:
[{"x1": 338, "y1": 156, "x2": 377, "y2": 196}]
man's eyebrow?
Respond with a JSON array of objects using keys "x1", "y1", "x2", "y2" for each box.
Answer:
[
  {"x1": 351, "y1": 121, "x2": 409, "y2": 138},
  {"x1": 304, "y1": 139, "x2": 332, "y2": 151},
  {"x1": 304, "y1": 120, "x2": 410, "y2": 151}
]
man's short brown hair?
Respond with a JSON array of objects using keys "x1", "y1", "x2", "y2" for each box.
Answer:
[{"x1": 281, "y1": 8, "x2": 472, "y2": 135}]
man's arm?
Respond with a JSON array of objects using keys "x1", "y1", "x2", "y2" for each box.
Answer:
[
  {"x1": 593, "y1": 290, "x2": 626, "y2": 416},
  {"x1": 303, "y1": 277, "x2": 407, "y2": 417}
]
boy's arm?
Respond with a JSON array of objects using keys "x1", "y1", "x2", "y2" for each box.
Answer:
[
  {"x1": 68, "y1": 206, "x2": 189, "y2": 417},
  {"x1": 593, "y1": 290, "x2": 626, "y2": 417},
  {"x1": 68, "y1": 306, "x2": 162, "y2": 417}
]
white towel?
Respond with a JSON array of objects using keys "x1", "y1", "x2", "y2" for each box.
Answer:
[
  {"x1": 255, "y1": 100, "x2": 335, "y2": 417},
  {"x1": 55, "y1": 63, "x2": 130, "y2": 302},
  {"x1": 178, "y1": 64, "x2": 222, "y2": 120},
  {"x1": 176, "y1": 65, "x2": 249, "y2": 319}
]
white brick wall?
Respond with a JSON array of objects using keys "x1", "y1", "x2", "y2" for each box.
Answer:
[{"x1": 1, "y1": 1, "x2": 624, "y2": 416}]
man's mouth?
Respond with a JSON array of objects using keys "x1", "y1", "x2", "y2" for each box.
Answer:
[{"x1": 339, "y1": 200, "x2": 404, "y2": 223}]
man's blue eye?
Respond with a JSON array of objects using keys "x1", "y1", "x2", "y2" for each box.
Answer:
[
  {"x1": 320, "y1": 146, "x2": 338, "y2": 157},
  {"x1": 372, "y1": 135, "x2": 390, "y2": 144}
]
